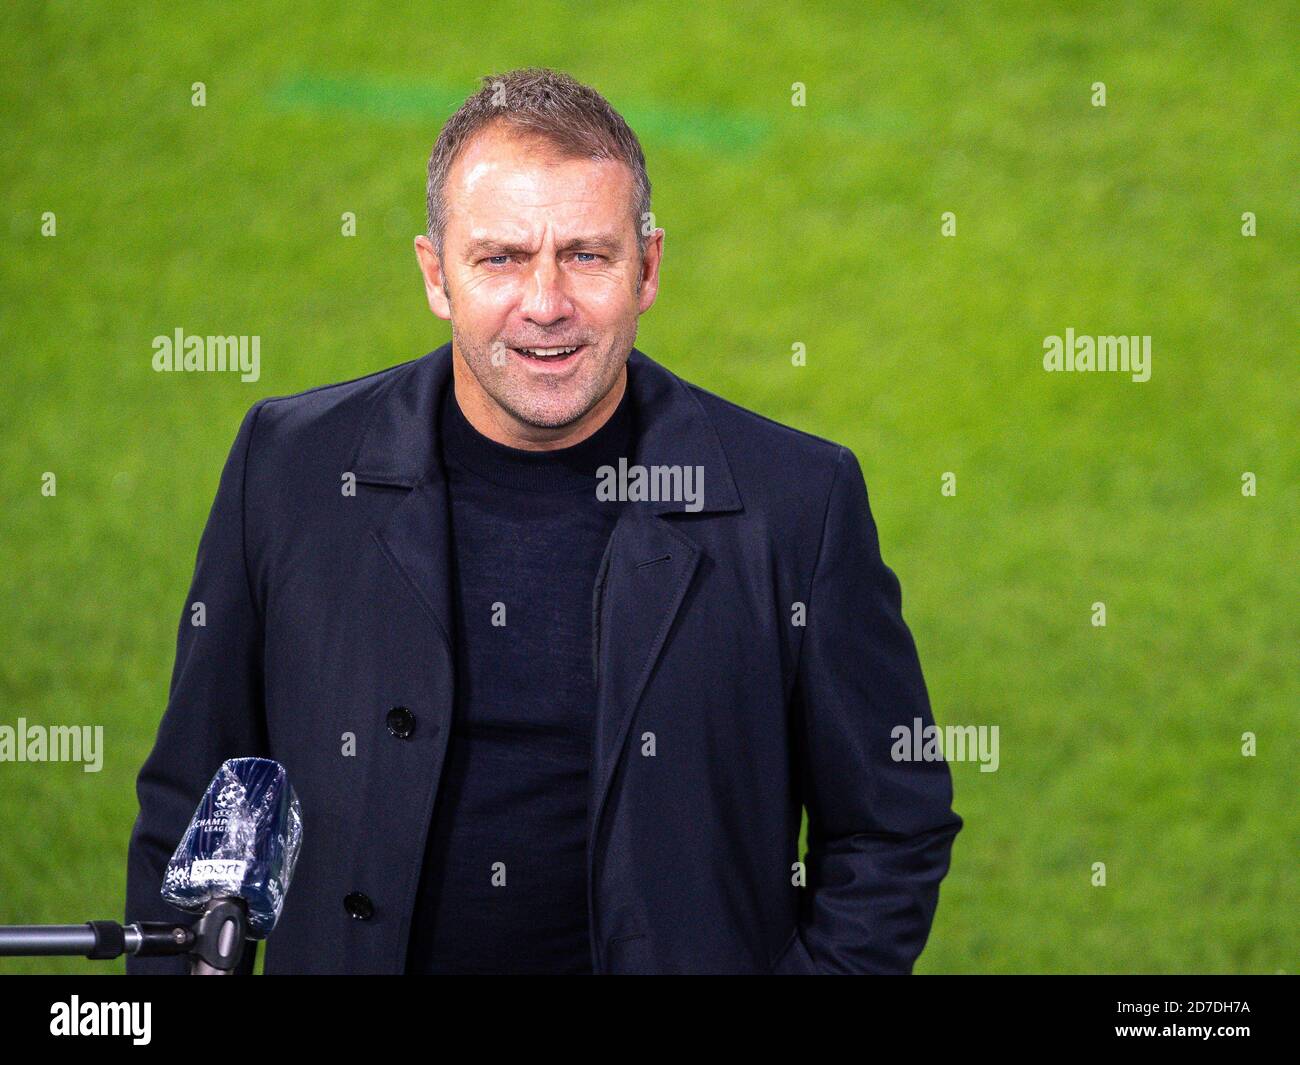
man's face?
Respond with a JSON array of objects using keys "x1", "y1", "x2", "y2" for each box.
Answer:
[{"x1": 415, "y1": 124, "x2": 663, "y2": 436}]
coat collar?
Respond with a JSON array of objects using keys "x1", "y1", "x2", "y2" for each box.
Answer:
[{"x1": 348, "y1": 342, "x2": 741, "y2": 514}]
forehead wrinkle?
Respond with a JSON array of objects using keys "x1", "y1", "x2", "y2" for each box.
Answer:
[
  {"x1": 465, "y1": 179, "x2": 606, "y2": 214},
  {"x1": 455, "y1": 152, "x2": 624, "y2": 208}
]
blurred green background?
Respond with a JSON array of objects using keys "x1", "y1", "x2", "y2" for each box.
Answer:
[{"x1": 1, "y1": 1, "x2": 1295, "y2": 974}]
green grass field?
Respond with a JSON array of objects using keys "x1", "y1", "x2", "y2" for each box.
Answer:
[{"x1": 1, "y1": 1, "x2": 1295, "y2": 974}]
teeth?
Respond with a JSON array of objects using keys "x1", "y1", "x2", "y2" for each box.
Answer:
[{"x1": 517, "y1": 346, "x2": 578, "y2": 357}]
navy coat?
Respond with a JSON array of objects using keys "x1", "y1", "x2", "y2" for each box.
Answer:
[{"x1": 126, "y1": 343, "x2": 962, "y2": 974}]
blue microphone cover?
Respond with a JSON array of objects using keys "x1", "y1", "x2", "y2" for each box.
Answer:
[{"x1": 161, "y1": 757, "x2": 303, "y2": 937}]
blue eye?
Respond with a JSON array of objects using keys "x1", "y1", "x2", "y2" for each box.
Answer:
[
  {"x1": 486, "y1": 255, "x2": 511, "y2": 265},
  {"x1": 575, "y1": 253, "x2": 599, "y2": 263}
]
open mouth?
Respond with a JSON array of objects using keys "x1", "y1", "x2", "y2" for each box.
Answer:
[{"x1": 509, "y1": 344, "x2": 586, "y2": 364}]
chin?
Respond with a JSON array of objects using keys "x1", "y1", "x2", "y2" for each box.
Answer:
[
  {"x1": 509, "y1": 403, "x2": 590, "y2": 430},
  {"x1": 499, "y1": 385, "x2": 598, "y2": 428}
]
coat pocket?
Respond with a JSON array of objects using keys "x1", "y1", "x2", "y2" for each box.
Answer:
[{"x1": 606, "y1": 932, "x2": 654, "y2": 975}]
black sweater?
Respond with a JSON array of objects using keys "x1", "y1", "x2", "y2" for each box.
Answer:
[{"x1": 405, "y1": 380, "x2": 632, "y2": 974}]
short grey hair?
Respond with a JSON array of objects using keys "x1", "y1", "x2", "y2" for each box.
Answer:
[{"x1": 425, "y1": 67, "x2": 652, "y2": 263}]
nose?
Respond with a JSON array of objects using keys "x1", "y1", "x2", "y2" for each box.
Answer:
[{"x1": 518, "y1": 255, "x2": 574, "y2": 327}]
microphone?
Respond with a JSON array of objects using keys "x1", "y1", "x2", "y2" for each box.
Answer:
[
  {"x1": 160, "y1": 757, "x2": 304, "y2": 973},
  {"x1": 0, "y1": 757, "x2": 302, "y2": 974}
]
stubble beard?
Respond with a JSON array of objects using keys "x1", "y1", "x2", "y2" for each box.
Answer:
[{"x1": 451, "y1": 322, "x2": 634, "y2": 431}]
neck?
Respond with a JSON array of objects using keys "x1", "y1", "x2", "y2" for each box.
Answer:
[{"x1": 450, "y1": 347, "x2": 627, "y2": 451}]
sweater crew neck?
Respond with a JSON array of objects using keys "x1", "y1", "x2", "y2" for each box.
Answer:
[{"x1": 439, "y1": 381, "x2": 634, "y2": 494}]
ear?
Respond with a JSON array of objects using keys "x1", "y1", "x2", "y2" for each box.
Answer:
[
  {"x1": 414, "y1": 235, "x2": 452, "y2": 319},
  {"x1": 636, "y1": 227, "x2": 665, "y2": 314}
]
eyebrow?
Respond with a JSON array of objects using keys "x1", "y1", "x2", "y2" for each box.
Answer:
[{"x1": 464, "y1": 234, "x2": 624, "y2": 258}]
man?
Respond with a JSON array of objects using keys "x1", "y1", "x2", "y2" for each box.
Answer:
[{"x1": 126, "y1": 67, "x2": 961, "y2": 975}]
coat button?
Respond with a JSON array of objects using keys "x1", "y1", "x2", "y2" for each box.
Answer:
[
  {"x1": 386, "y1": 706, "x2": 415, "y2": 739},
  {"x1": 343, "y1": 892, "x2": 374, "y2": 920}
]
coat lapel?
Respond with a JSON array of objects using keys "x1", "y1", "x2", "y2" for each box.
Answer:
[
  {"x1": 369, "y1": 479, "x2": 454, "y2": 654},
  {"x1": 349, "y1": 350, "x2": 456, "y2": 653},
  {"x1": 586, "y1": 351, "x2": 743, "y2": 936},
  {"x1": 588, "y1": 512, "x2": 699, "y2": 820}
]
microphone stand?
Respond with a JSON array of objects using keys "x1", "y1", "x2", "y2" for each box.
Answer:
[{"x1": 0, "y1": 897, "x2": 251, "y2": 974}]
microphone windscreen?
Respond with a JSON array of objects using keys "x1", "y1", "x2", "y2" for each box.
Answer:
[{"x1": 161, "y1": 757, "x2": 303, "y2": 937}]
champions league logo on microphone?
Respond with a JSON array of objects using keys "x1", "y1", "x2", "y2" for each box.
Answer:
[{"x1": 188, "y1": 777, "x2": 251, "y2": 834}]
